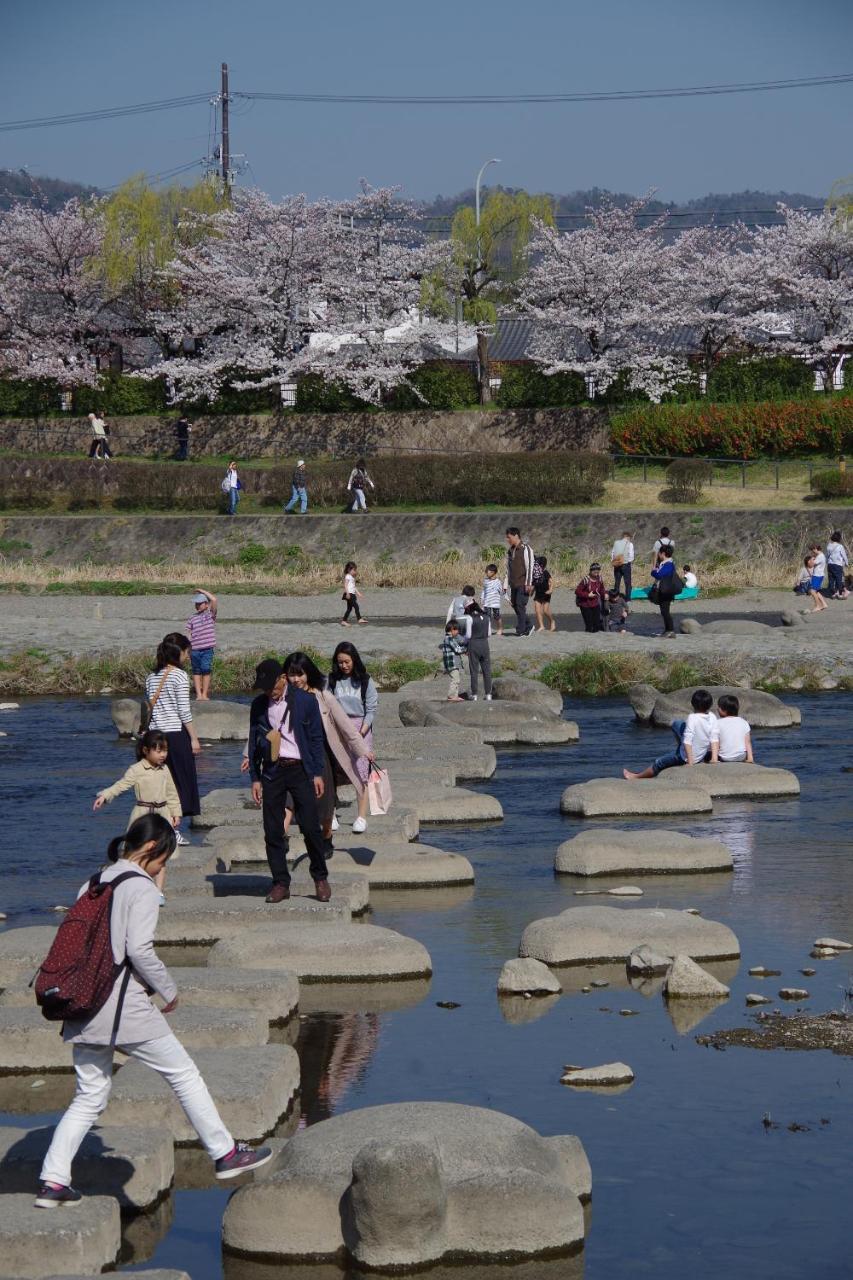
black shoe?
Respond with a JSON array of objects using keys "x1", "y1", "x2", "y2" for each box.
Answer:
[
  {"x1": 34, "y1": 1183, "x2": 82, "y2": 1209},
  {"x1": 215, "y1": 1142, "x2": 274, "y2": 1180}
]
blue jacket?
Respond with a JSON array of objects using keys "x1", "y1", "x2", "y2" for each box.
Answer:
[{"x1": 248, "y1": 686, "x2": 326, "y2": 782}]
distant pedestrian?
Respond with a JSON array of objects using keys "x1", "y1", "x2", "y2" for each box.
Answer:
[
  {"x1": 347, "y1": 458, "x2": 375, "y2": 512},
  {"x1": 87, "y1": 413, "x2": 112, "y2": 460},
  {"x1": 284, "y1": 459, "x2": 308, "y2": 514},
  {"x1": 610, "y1": 529, "x2": 634, "y2": 597},
  {"x1": 186, "y1": 588, "x2": 218, "y2": 700},
  {"x1": 575, "y1": 562, "x2": 606, "y2": 632},
  {"x1": 826, "y1": 531, "x2": 849, "y2": 599},
  {"x1": 809, "y1": 542, "x2": 827, "y2": 595},
  {"x1": 804, "y1": 552, "x2": 827, "y2": 613},
  {"x1": 440, "y1": 621, "x2": 465, "y2": 702},
  {"x1": 793, "y1": 557, "x2": 813, "y2": 596},
  {"x1": 175, "y1": 414, "x2": 192, "y2": 461},
  {"x1": 650, "y1": 545, "x2": 681, "y2": 636},
  {"x1": 464, "y1": 601, "x2": 493, "y2": 700},
  {"x1": 503, "y1": 527, "x2": 534, "y2": 636},
  {"x1": 481, "y1": 562, "x2": 504, "y2": 636},
  {"x1": 222, "y1": 461, "x2": 241, "y2": 515},
  {"x1": 341, "y1": 561, "x2": 367, "y2": 626},
  {"x1": 533, "y1": 555, "x2": 556, "y2": 632},
  {"x1": 652, "y1": 526, "x2": 674, "y2": 570}
]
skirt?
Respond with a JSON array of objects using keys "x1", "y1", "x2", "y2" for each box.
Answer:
[
  {"x1": 347, "y1": 716, "x2": 373, "y2": 786},
  {"x1": 164, "y1": 728, "x2": 200, "y2": 817}
]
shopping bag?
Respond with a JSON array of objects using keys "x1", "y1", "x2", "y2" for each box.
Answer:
[{"x1": 367, "y1": 763, "x2": 392, "y2": 816}]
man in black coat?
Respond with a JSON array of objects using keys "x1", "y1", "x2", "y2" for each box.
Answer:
[{"x1": 248, "y1": 659, "x2": 331, "y2": 903}]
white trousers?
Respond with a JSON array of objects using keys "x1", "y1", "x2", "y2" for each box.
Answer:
[
  {"x1": 40, "y1": 1034, "x2": 234, "y2": 1186},
  {"x1": 351, "y1": 488, "x2": 367, "y2": 510}
]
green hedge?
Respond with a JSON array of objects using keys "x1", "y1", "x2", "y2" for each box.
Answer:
[
  {"x1": 706, "y1": 355, "x2": 814, "y2": 402},
  {"x1": 611, "y1": 397, "x2": 853, "y2": 459},
  {"x1": 810, "y1": 469, "x2": 853, "y2": 500},
  {"x1": 385, "y1": 365, "x2": 479, "y2": 411},
  {"x1": 494, "y1": 365, "x2": 586, "y2": 409}
]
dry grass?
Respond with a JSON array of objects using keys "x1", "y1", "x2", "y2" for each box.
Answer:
[{"x1": 604, "y1": 480, "x2": 811, "y2": 510}]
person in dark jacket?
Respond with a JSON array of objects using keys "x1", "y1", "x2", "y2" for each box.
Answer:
[
  {"x1": 651, "y1": 545, "x2": 679, "y2": 637},
  {"x1": 248, "y1": 659, "x2": 331, "y2": 903}
]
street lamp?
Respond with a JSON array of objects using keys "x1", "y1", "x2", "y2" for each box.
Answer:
[{"x1": 475, "y1": 157, "x2": 501, "y2": 229}]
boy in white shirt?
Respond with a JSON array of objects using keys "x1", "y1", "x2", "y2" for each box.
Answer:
[
  {"x1": 682, "y1": 564, "x2": 698, "y2": 590},
  {"x1": 481, "y1": 564, "x2": 504, "y2": 636},
  {"x1": 446, "y1": 585, "x2": 475, "y2": 645},
  {"x1": 710, "y1": 695, "x2": 753, "y2": 763},
  {"x1": 624, "y1": 688, "x2": 716, "y2": 779}
]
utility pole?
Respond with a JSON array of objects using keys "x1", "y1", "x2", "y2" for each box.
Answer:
[{"x1": 221, "y1": 62, "x2": 230, "y2": 191}]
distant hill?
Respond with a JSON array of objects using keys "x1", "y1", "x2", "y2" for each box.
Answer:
[{"x1": 0, "y1": 170, "x2": 100, "y2": 211}]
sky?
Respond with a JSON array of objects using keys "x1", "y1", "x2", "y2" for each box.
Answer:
[{"x1": 1, "y1": 0, "x2": 852, "y2": 203}]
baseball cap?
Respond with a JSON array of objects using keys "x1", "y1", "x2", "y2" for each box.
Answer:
[
  {"x1": 193, "y1": 592, "x2": 208, "y2": 604},
  {"x1": 297, "y1": 459, "x2": 305, "y2": 467},
  {"x1": 253, "y1": 658, "x2": 284, "y2": 692}
]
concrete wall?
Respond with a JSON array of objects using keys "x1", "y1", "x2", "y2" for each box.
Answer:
[
  {"x1": 0, "y1": 509, "x2": 845, "y2": 566},
  {"x1": 0, "y1": 407, "x2": 609, "y2": 459}
]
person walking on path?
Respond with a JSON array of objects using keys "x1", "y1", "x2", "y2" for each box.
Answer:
[
  {"x1": 34, "y1": 814, "x2": 272, "y2": 1208},
  {"x1": 652, "y1": 526, "x2": 674, "y2": 570},
  {"x1": 248, "y1": 659, "x2": 331, "y2": 903},
  {"x1": 341, "y1": 562, "x2": 367, "y2": 626},
  {"x1": 610, "y1": 529, "x2": 634, "y2": 597},
  {"x1": 86, "y1": 413, "x2": 112, "y2": 461},
  {"x1": 347, "y1": 458, "x2": 375, "y2": 512},
  {"x1": 651, "y1": 545, "x2": 681, "y2": 636},
  {"x1": 464, "y1": 601, "x2": 493, "y2": 700},
  {"x1": 504, "y1": 527, "x2": 535, "y2": 636},
  {"x1": 186, "y1": 588, "x2": 218, "y2": 700},
  {"x1": 175, "y1": 414, "x2": 192, "y2": 461},
  {"x1": 223, "y1": 461, "x2": 241, "y2": 515},
  {"x1": 328, "y1": 643, "x2": 378, "y2": 834},
  {"x1": 145, "y1": 635, "x2": 201, "y2": 844},
  {"x1": 284, "y1": 460, "x2": 308, "y2": 514},
  {"x1": 440, "y1": 621, "x2": 465, "y2": 702},
  {"x1": 575, "y1": 563, "x2": 606, "y2": 632},
  {"x1": 283, "y1": 651, "x2": 374, "y2": 845},
  {"x1": 826, "y1": 531, "x2": 849, "y2": 599}
]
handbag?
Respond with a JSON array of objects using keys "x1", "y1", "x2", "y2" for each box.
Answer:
[
  {"x1": 647, "y1": 582, "x2": 661, "y2": 604},
  {"x1": 135, "y1": 668, "x2": 171, "y2": 740},
  {"x1": 366, "y1": 762, "x2": 393, "y2": 816},
  {"x1": 612, "y1": 554, "x2": 624, "y2": 567}
]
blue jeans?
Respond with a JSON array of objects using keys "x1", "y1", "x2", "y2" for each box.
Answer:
[
  {"x1": 651, "y1": 719, "x2": 687, "y2": 776},
  {"x1": 285, "y1": 485, "x2": 307, "y2": 513},
  {"x1": 228, "y1": 488, "x2": 239, "y2": 515}
]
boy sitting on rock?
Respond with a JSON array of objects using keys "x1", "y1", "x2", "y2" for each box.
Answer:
[{"x1": 623, "y1": 688, "x2": 716, "y2": 779}]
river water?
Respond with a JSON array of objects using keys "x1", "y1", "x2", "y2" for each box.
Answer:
[{"x1": 1, "y1": 694, "x2": 851, "y2": 1280}]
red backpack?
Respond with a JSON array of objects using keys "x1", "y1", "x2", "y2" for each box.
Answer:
[{"x1": 34, "y1": 871, "x2": 138, "y2": 1032}]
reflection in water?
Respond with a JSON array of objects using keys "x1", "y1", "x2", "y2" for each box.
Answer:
[
  {"x1": 120, "y1": 1193, "x2": 174, "y2": 1265},
  {"x1": 224, "y1": 1250, "x2": 585, "y2": 1280},
  {"x1": 297, "y1": 1012, "x2": 382, "y2": 1125}
]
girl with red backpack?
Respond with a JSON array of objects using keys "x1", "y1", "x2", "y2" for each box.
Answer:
[{"x1": 34, "y1": 814, "x2": 272, "y2": 1208}]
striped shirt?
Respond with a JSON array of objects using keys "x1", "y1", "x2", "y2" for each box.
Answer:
[
  {"x1": 186, "y1": 606, "x2": 217, "y2": 651},
  {"x1": 145, "y1": 667, "x2": 193, "y2": 732},
  {"x1": 481, "y1": 577, "x2": 502, "y2": 609}
]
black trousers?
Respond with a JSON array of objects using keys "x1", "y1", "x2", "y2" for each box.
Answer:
[
  {"x1": 262, "y1": 760, "x2": 329, "y2": 886},
  {"x1": 88, "y1": 438, "x2": 112, "y2": 459},
  {"x1": 579, "y1": 605, "x2": 603, "y2": 632},
  {"x1": 659, "y1": 598, "x2": 674, "y2": 633},
  {"x1": 613, "y1": 562, "x2": 632, "y2": 596},
  {"x1": 510, "y1": 586, "x2": 530, "y2": 635},
  {"x1": 343, "y1": 593, "x2": 361, "y2": 622}
]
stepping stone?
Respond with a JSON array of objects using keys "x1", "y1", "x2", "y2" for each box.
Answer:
[
  {"x1": 561, "y1": 1062, "x2": 634, "y2": 1089},
  {"x1": 216, "y1": 836, "x2": 472, "y2": 888},
  {"x1": 0, "y1": 1194, "x2": 120, "y2": 1278},
  {"x1": 204, "y1": 807, "x2": 420, "y2": 847},
  {"x1": 814, "y1": 937, "x2": 852, "y2": 950},
  {"x1": 378, "y1": 728, "x2": 497, "y2": 780},
  {"x1": 210, "y1": 922, "x2": 432, "y2": 983},
  {"x1": 104, "y1": 1045, "x2": 299, "y2": 1143},
  {"x1": 628, "y1": 683, "x2": 801, "y2": 728},
  {"x1": 180, "y1": 869, "x2": 370, "y2": 914},
  {"x1": 664, "y1": 955, "x2": 730, "y2": 1000},
  {"x1": 556, "y1": 829, "x2": 733, "y2": 876},
  {"x1": 498, "y1": 958, "x2": 561, "y2": 996},
  {"x1": 491, "y1": 674, "x2": 565, "y2": 715},
  {"x1": 746, "y1": 993, "x2": 772, "y2": 1006},
  {"x1": 0, "y1": 1124, "x2": 173, "y2": 1211},
  {"x1": 0, "y1": 926, "x2": 56, "y2": 988},
  {"x1": 390, "y1": 784, "x2": 503, "y2": 824},
  {"x1": 560, "y1": 779, "x2": 712, "y2": 818},
  {"x1": 667, "y1": 764, "x2": 800, "y2": 799},
  {"x1": 222, "y1": 1102, "x2": 588, "y2": 1267},
  {"x1": 399, "y1": 697, "x2": 578, "y2": 745},
  {"x1": 155, "y1": 894, "x2": 350, "y2": 944},
  {"x1": 519, "y1": 906, "x2": 740, "y2": 967},
  {"x1": 112, "y1": 696, "x2": 248, "y2": 740}
]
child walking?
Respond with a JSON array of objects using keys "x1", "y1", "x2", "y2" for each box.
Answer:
[
  {"x1": 464, "y1": 601, "x2": 492, "y2": 700},
  {"x1": 533, "y1": 556, "x2": 556, "y2": 632},
  {"x1": 341, "y1": 561, "x2": 367, "y2": 625},
  {"x1": 440, "y1": 620, "x2": 465, "y2": 701},
  {"x1": 33, "y1": 815, "x2": 272, "y2": 1209},
  {"x1": 481, "y1": 563, "x2": 504, "y2": 636},
  {"x1": 186, "y1": 588, "x2": 218, "y2": 700},
  {"x1": 93, "y1": 731, "x2": 182, "y2": 895}
]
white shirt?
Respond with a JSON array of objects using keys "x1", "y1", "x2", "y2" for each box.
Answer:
[
  {"x1": 227, "y1": 469, "x2": 239, "y2": 489},
  {"x1": 826, "y1": 541, "x2": 848, "y2": 567},
  {"x1": 611, "y1": 538, "x2": 634, "y2": 564},
  {"x1": 683, "y1": 571, "x2": 698, "y2": 588},
  {"x1": 344, "y1": 573, "x2": 357, "y2": 596},
  {"x1": 482, "y1": 577, "x2": 503, "y2": 608},
  {"x1": 712, "y1": 715, "x2": 751, "y2": 761},
  {"x1": 90, "y1": 416, "x2": 106, "y2": 438},
  {"x1": 811, "y1": 551, "x2": 826, "y2": 578},
  {"x1": 654, "y1": 537, "x2": 674, "y2": 557},
  {"x1": 682, "y1": 711, "x2": 716, "y2": 760}
]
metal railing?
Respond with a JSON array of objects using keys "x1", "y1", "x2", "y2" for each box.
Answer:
[{"x1": 609, "y1": 452, "x2": 830, "y2": 490}]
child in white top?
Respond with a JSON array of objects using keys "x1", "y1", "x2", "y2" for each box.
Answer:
[
  {"x1": 711, "y1": 694, "x2": 753, "y2": 763},
  {"x1": 341, "y1": 561, "x2": 366, "y2": 626},
  {"x1": 682, "y1": 564, "x2": 698, "y2": 589},
  {"x1": 446, "y1": 585, "x2": 476, "y2": 644},
  {"x1": 481, "y1": 564, "x2": 504, "y2": 636},
  {"x1": 624, "y1": 689, "x2": 715, "y2": 779}
]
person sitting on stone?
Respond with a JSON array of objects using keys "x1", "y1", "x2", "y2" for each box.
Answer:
[{"x1": 623, "y1": 688, "x2": 716, "y2": 779}]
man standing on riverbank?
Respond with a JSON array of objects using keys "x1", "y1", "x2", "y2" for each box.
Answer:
[
  {"x1": 504, "y1": 527, "x2": 534, "y2": 637},
  {"x1": 285, "y1": 460, "x2": 308, "y2": 513}
]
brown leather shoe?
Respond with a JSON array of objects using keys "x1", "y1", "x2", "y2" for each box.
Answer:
[
  {"x1": 315, "y1": 879, "x2": 331, "y2": 903},
  {"x1": 265, "y1": 883, "x2": 291, "y2": 904}
]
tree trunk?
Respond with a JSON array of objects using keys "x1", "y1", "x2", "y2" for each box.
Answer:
[{"x1": 477, "y1": 329, "x2": 491, "y2": 404}]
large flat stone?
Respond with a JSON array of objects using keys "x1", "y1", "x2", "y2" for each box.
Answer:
[
  {"x1": 628, "y1": 684, "x2": 801, "y2": 728},
  {"x1": 104, "y1": 1045, "x2": 299, "y2": 1143},
  {"x1": 555, "y1": 829, "x2": 733, "y2": 876},
  {"x1": 155, "y1": 894, "x2": 350, "y2": 944},
  {"x1": 222, "y1": 1102, "x2": 587, "y2": 1266},
  {"x1": 0, "y1": 1194, "x2": 120, "y2": 1278},
  {"x1": 390, "y1": 784, "x2": 503, "y2": 824},
  {"x1": 398, "y1": 698, "x2": 578, "y2": 745},
  {"x1": 202, "y1": 807, "x2": 421, "y2": 844},
  {"x1": 112, "y1": 696, "x2": 249, "y2": 740},
  {"x1": 0, "y1": 926, "x2": 56, "y2": 989},
  {"x1": 377, "y1": 729, "x2": 497, "y2": 780},
  {"x1": 173, "y1": 868, "x2": 370, "y2": 914},
  {"x1": 210, "y1": 922, "x2": 432, "y2": 984},
  {"x1": 218, "y1": 840, "x2": 474, "y2": 888},
  {"x1": 0, "y1": 1124, "x2": 173, "y2": 1211},
  {"x1": 497, "y1": 958, "x2": 562, "y2": 995},
  {"x1": 560, "y1": 779, "x2": 713, "y2": 817},
  {"x1": 160, "y1": 967, "x2": 299, "y2": 1022},
  {"x1": 519, "y1": 905, "x2": 740, "y2": 967},
  {"x1": 667, "y1": 763, "x2": 800, "y2": 798}
]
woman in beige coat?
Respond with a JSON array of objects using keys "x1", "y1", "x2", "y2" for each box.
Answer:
[{"x1": 283, "y1": 651, "x2": 373, "y2": 839}]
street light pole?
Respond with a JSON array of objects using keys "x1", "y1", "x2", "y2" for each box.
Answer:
[
  {"x1": 475, "y1": 156, "x2": 501, "y2": 235},
  {"x1": 473, "y1": 158, "x2": 500, "y2": 405}
]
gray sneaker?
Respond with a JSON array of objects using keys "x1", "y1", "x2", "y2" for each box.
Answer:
[
  {"x1": 34, "y1": 1182, "x2": 82, "y2": 1208},
  {"x1": 215, "y1": 1142, "x2": 274, "y2": 1180}
]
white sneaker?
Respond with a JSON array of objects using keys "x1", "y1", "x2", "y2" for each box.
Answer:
[
  {"x1": 485, "y1": 694, "x2": 493, "y2": 700},
  {"x1": 331, "y1": 814, "x2": 339, "y2": 831},
  {"x1": 470, "y1": 694, "x2": 478, "y2": 701},
  {"x1": 352, "y1": 816, "x2": 367, "y2": 834},
  {"x1": 175, "y1": 830, "x2": 189, "y2": 846}
]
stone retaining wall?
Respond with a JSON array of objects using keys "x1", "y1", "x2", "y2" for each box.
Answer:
[{"x1": 0, "y1": 406, "x2": 609, "y2": 459}]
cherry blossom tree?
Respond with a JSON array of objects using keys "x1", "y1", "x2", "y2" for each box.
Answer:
[
  {"x1": 515, "y1": 196, "x2": 684, "y2": 401},
  {"x1": 0, "y1": 197, "x2": 107, "y2": 392},
  {"x1": 146, "y1": 184, "x2": 452, "y2": 405},
  {"x1": 752, "y1": 206, "x2": 853, "y2": 393}
]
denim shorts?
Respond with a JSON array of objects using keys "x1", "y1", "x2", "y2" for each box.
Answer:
[
  {"x1": 191, "y1": 646, "x2": 215, "y2": 675},
  {"x1": 485, "y1": 606, "x2": 501, "y2": 622}
]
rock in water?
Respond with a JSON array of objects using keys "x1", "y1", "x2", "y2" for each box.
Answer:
[
  {"x1": 497, "y1": 958, "x2": 561, "y2": 996},
  {"x1": 745, "y1": 994, "x2": 772, "y2": 1006},
  {"x1": 814, "y1": 937, "x2": 852, "y2": 951},
  {"x1": 664, "y1": 955, "x2": 730, "y2": 1000},
  {"x1": 779, "y1": 988, "x2": 810, "y2": 1001},
  {"x1": 748, "y1": 966, "x2": 781, "y2": 977},
  {"x1": 561, "y1": 1063, "x2": 634, "y2": 1088},
  {"x1": 627, "y1": 944, "x2": 673, "y2": 975}
]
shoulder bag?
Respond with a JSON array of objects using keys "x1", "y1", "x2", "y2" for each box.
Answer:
[{"x1": 135, "y1": 667, "x2": 172, "y2": 740}]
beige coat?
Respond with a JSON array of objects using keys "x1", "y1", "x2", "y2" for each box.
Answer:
[
  {"x1": 316, "y1": 688, "x2": 371, "y2": 792},
  {"x1": 99, "y1": 760, "x2": 182, "y2": 826}
]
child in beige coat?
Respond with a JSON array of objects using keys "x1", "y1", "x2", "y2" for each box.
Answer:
[{"x1": 94, "y1": 731, "x2": 182, "y2": 889}]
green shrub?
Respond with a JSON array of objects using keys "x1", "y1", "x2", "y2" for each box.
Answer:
[
  {"x1": 73, "y1": 374, "x2": 168, "y2": 416},
  {"x1": 810, "y1": 469, "x2": 853, "y2": 499},
  {"x1": 660, "y1": 458, "x2": 714, "y2": 503},
  {"x1": 611, "y1": 397, "x2": 853, "y2": 459},
  {"x1": 0, "y1": 379, "x2": 62, "y2": 416},
  {"x1": 295, "y1": 374, "x2": 374, "y2": 414},
  {"x1": 494, "y1": 365, "x2": 586, "y2": 409},
  {"x1": 386, "y1": 365, "x2": 479, "y2": 410},
  {"x1": 707, "y1": 355, "x2": 814, "y2": 402}
]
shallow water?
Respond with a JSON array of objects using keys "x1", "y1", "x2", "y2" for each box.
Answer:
[{"x1": 1, "y1": 694, "x2": 852, "y2": 1279}]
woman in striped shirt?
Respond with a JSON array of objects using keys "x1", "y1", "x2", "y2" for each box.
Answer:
[{"x1": 145, "y1": 635, "x2": 202, "y2": 843}]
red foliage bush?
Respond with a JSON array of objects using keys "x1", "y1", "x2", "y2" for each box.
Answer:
[{"x1": 610, "y1": 398, "x2": 853, "y2": 459}]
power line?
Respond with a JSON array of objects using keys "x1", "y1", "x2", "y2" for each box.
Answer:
[{"x1": 0, "y1": 93, "x2": 213, "y2": 133}]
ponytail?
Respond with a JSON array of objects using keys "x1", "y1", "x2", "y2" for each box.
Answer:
[{"x1": 108, "y1": 813, "x2": 177, "y2": 864}]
